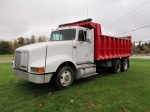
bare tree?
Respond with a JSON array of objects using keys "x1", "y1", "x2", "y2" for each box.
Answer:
[
  {"x1": 31, "y1": 35, "x2": 36, "y2": 44},
  {"x1": 14, "y1": 39, "x2": 20, "y2": 49},
  {"x1": 25, "y1": 38, "x2": 31, "y2": 45},
  {"x1": 37, "y1": 35, "x2": 48, "y2": 43}
]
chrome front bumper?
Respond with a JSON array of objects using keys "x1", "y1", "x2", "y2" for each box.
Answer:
[{"x1": 13, "y1": 68, "x2": 53, "y2": 83}]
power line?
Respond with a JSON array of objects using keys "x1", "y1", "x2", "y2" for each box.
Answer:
[
  {"x1": 104, "y1": 5, "x2": 150, "y2": 35},
  {"x1": 111, "y1": 20, "x2": 150, "y2": 35},
  {"x1": 104, "y1": 0, "x2": 150, "y2": 29},
  {"x1": 104, "y1": 11, "x2": 150, "y2": 35},
  {"x1": 105, "y1": 4, "x2": 150, "y2": 31},
  {"x1": 113, "y1": 11, "x2": 150, "y2": 29},
  {"x1": 132, "y1": 20, "x2": 150, "y2": 28},
  {"x1": 113, "y1": 24, "x2": 150, "y2": 36}
]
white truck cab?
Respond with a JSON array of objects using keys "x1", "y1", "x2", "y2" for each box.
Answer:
[{"x1": 13, "y1": 26, "x2": 97, "y2": 90}]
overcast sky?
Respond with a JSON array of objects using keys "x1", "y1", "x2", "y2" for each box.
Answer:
[{"x1": 0, "y1": 0, "x2": 150, "y2": 42}]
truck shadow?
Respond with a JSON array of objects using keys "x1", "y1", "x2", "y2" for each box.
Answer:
[
  {"x1": 73, "y1": 68, "x2": 112, "y2": 86},
  {"x1": 18, "y1": 80, "x2": 57, "y2": 94},
  {"x1": 17, "y1": 69, "x2": 113, "y2": 95}
]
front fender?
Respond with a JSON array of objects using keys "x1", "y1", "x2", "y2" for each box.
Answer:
[{"x1": 45, "y1": 55, "x2": 77, "y2": 73}]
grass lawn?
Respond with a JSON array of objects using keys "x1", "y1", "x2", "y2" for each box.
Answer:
[
  {"x1": 0, "y1": 54, "x2": 13, "y2": 61},
  {"x1": 0, "y1": 59, "x2": 150, "y2": 112}
]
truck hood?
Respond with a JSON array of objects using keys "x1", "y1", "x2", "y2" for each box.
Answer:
[
  {"x1": 16, "y1": 42, "x2": 50, "y2": 51},
  {"x1": 16, "y1": 41, "x2": 73, "y2": 53},
  {"x1": 15, "y1": 41, "x2": 73, "y2": 69}
]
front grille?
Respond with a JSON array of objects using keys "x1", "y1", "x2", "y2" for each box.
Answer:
[{"x1": 15, "y1": 51, "x2": 29, "y2": 71}]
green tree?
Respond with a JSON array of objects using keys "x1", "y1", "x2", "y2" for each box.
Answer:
[
  {"x1": 0, "y1": 41, "x2": 12, "y2": 54},
  {"x1": 143, "y1": 43, "x2": 149, "y2": 54},
  {"x1": 17, "y1": 37, "x2": 25, "y2": 46},
  {"x1": 137, "y1": 41, "x2": 143, "y2": 51}
]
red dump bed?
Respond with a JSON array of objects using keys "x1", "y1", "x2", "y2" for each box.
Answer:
[
  {"x1": 95, "y1": 35, "x2": 131, "y2": 60},
  {"x1": 59, "y1": 19, "x2": 132, "y2": 61}
]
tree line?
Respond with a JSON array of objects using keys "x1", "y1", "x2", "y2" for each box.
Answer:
[
  {"x1": 0, "y1": 35, "x2": 49, "y2": 54},
  {"x1": 132, "y1": 41, "x2": 150, "y2": 54}
]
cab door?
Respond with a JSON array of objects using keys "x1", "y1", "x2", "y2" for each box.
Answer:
[{"x1": 76, "y1": 30, "x2": 89, "y2": 63}]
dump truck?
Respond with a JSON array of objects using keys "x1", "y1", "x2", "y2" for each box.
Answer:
[{"x1": 12, "y1": 18, "x2": 132, "y2": 90}]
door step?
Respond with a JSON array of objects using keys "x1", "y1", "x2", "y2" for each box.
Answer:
[{"x1": 83, "y1": 73, "x2": 98, "y2": 78}]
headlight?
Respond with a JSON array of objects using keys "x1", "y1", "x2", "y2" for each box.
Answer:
[{"x1": 31, "y1": 67, "x2": 45, "y2": 73}]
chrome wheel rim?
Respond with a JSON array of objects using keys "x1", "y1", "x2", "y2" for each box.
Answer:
[
  {"x1": 124, "y1": 62, "x2": 128, "y2": 70},
  {"x1": 117, "y1": 63, "x2": 121, "y2": 72},
  {"x1": 60, "y1": 71, "x2": 72, "y2": 86}
]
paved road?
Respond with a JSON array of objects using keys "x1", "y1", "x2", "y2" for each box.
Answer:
[
  {"x1": 0, "y1": 60, "x2": 13, "y2": 63},
  {"x1": 130, "y1": 56, "x2": 150, "y2": 59}
]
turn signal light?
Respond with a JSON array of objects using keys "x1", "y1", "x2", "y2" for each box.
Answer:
[
  {"x1": 36, "y1": 68, "x2": 44, "y2": 73},
  {"x1": 31, "y1": 67, "x2": 44, "y2": 73}
]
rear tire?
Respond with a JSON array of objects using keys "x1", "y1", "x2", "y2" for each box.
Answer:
[
  {"x1": 121, "y1": 59, "x2": 128, "y2": 72},
  {"x1": 55, "y1": 66, "x2": 74, "y2": 90},
  {"x1": 113, "y1": 60, "x2": 121, "y2": 74}
]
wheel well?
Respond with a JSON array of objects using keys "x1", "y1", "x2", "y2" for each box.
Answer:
[{"x1": 56, "y1": 61, "x2": 76, "y2": 73}]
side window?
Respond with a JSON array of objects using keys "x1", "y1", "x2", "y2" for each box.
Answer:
[
  {"x1": 78, "y1": 30, "x2": 86, "y2": 41},
  {"x1": 84, "y1": 31, "x2": 86, "y2": 40}
]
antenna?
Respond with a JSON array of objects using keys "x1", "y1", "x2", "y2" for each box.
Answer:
[
  {"x1": 87, "y1": 6, "x2": 88, "y2": 29},
  {"x1": 87, "y1": 6, "x2": 88, "y2": 19}
]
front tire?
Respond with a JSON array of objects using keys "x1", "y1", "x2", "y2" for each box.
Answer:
[{"x1": 55, "y1": 66, "x2": 74, "y2": 90}]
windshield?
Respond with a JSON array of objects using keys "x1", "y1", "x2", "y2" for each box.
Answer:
[{"x1": 50, "y1": 29, "x2": 76, "y2": 41}]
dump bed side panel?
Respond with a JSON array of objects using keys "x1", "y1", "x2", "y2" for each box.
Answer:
[{"x1": 94, "y1": 35, "x2": 132, "y2": 60}]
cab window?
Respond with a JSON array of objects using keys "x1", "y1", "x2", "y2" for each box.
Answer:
[{"x1": 78, "y1": 30, "x2": 86, "y2": 41}]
